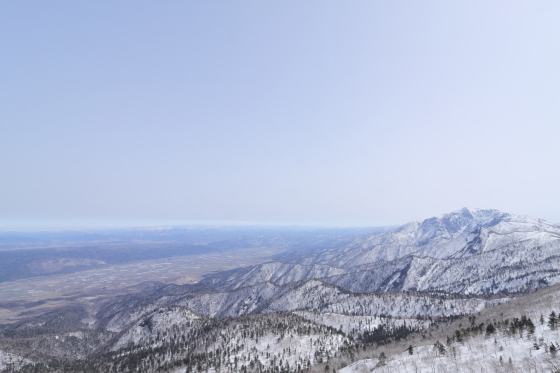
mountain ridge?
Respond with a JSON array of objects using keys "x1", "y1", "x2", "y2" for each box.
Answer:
[{"x1": 202, "y1": 208, "x2": 560, "y2": 296}]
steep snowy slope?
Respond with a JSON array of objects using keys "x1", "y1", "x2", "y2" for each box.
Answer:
[
  {"x1": 111, "y1": 306, "x2": 201, "y2": 351},
  {"x1": 283, "y1": 208, "x2": 559, "y2": 267},
  {"x1": 202, "y1": 261, "x2": 347, "y2": 291},
  {"x1": 180, "y1": 281, "x2": 296, "y2": 318}
]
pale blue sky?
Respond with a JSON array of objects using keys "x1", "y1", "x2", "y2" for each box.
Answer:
[{"x1": 1, "y1": 1, "x2": 560, "y2": 230}]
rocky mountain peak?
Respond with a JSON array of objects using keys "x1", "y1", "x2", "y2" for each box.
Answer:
[{"x1": 415, "y1": 208, "x2": 509, "y2": 245}]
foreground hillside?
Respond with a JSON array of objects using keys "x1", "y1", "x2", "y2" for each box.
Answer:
[
  {"x1": 339, "y1": 284, "x2": 560, "y2": 372},
  {"x1": 3, "y1": 283, "x2": 560, "y2": 372},
  {"x1": 0, "y1": 278, "x2": 499, "y2": 371}
]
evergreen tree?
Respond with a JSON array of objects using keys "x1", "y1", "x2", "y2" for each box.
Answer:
[
  {"x1": 548, "y1": 311, "x2": 557, "y2": 330},
  {"x1": 551, "y1": 343, "x2": 557, "y2": 356},
  {"x1": 486, "y1": 323, "x2": 495, "y2": 336}
]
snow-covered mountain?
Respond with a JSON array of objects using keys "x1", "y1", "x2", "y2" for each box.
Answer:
[{"x1": 203, "y1": 208, "x2": 560, "y2": 295}]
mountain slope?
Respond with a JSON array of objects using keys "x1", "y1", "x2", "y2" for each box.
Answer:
[
  {"x1": 339, "y1": 283, "x2": 560, "y2": 373},
  {"x1": 202, "y1": 208, "x2": 560, "y2": 296}
]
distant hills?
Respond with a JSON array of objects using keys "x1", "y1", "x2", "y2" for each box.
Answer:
[{"x1": 0, "y1": 226, "x2": 379, "y2": 282}]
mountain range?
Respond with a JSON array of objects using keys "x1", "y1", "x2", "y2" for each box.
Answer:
[
  {"x1": 3, "y1": 207, "x2": 560, "y2": 372},
  {"x1": 203, "y1": 208, "x2": 560, "y2": 296}
]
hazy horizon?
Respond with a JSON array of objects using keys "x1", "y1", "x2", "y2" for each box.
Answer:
[
  {"x1": 0, "y1": 206, "x2": 554, "y2": 233},
  {"x1": 0, "y1": 218, "x2": 388, "y2": 232}
]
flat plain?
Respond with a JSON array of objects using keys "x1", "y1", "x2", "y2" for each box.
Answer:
[{"x1": 0, "y1": 247, "x2": 284, "y2": 324}]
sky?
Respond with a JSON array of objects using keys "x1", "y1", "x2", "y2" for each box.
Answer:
[{"x1": 1, "y1": 1, "x2": 560, "y2": 230}]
